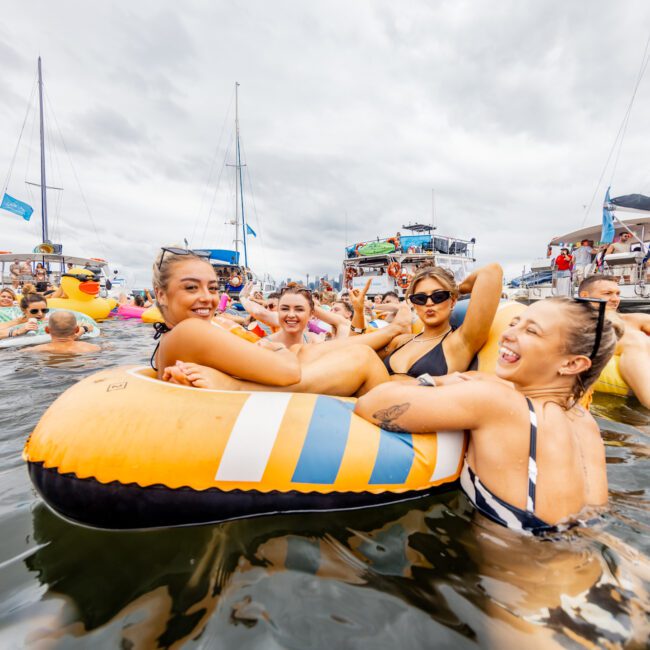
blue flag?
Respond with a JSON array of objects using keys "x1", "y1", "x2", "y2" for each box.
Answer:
[
  {"x1": 601, "y1": 187, "x2": 615, "y2": 244},
  {"x1": 246, "y1": 224, "x2": 257, "y2": 237},
  {"x1": 1, "y1": 193, "x2": 33, "y2": 221}
]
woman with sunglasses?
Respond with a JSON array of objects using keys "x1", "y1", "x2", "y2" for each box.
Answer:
[
  {"x1": 381, "y1": 263, "x2": 503, "y2": 380},
  {"x1": 0, "y1": 289, "x2": 50, "y2": 339},
  {"x1": 356, "y1": 298, "x2": 621, "y2": 534}
]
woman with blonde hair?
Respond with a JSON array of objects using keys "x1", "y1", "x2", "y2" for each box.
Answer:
[
  {"x1": 152, "y1": 248, "x2": 405, "y2": 396},
  {"x1": 357, "y1": 297, "x2": 621, "y2": 533},
  {"x1": 381, "y1": 263, "x2": 503, "y2": 380}
]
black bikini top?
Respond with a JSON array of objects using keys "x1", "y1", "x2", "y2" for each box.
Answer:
[{"x1": 383, "y1": 329, "x2": 454, "y2": 378}]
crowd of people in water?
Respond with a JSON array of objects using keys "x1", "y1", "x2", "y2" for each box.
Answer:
[{"x1": 2, "y1": 246, "x2": 650, "y2": 536}]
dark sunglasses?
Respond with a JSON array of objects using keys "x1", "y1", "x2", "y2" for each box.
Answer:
[
  {"x1": 573, "y1": 297, "x2": 608, "y2": 360},
  {"x1": 409, "y1": 290, "x2": 451, "y2": 306},
  {"x1": 63, "y1": 273, "x2": 100, "y2": 283},
  {"x1": 158, "y1": 247, "x2": 212, "y2": 270},
  {"x1": 29, "y1": 307, "x2": 50, "y2": 315}
]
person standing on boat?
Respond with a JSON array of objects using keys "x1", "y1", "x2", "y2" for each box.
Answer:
[
  {"x1": 10, "y1": 259, "x2": 22, "y2": 288},
  {"x1": 578, "y1": 276, "x2": 650, "y2": 408},
  {"x1": 572, "y1": 239, "x2": 595, "y2": 284},
  {"x1": 554, "y1": 248, "x2": 573, "y2": 296}
]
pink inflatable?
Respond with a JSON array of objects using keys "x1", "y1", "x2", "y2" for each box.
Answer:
[{"x1": 117, "y1": 304, "x2": 146, "y2": 320}]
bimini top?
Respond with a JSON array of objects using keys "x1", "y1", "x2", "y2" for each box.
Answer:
[{"x1": 0, "y1": 252, "x2": 109, "y2": 268}]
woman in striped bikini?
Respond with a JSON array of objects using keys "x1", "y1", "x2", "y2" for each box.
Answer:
[{"x1": 356, "y1": 297, "x2": 622, "y2": 534}]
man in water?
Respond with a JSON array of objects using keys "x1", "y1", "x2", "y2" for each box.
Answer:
[
  {"x1": 29, "y1": 311, "x2": 100, "y2": 354},
  {"x1": 578, "y1": 276, "x2": 650, "y2": 408}
]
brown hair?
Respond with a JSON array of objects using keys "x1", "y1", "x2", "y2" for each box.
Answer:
[
  {"x1": 48, "y1": 310, "x2": 78, "y2": 337},
  {"x1": 548, "y1": 297, "x2": 623, "y2": 405},
  {"x1": 20, "y1": 288, "x2": 46, "y2": 310},
  {"x1": 578, "y1": 275, "x2": 617, "y2": 295},
  {"x1": 279, "y1": 286, "x2": 314, "y2": 311},
  {"x1": 0, "y1": 287, "x2": 16, "y2": 300},
  {"x1": 151, "y1": 247, "x2": 215, "y2": 313},
  {"x1": 406, "y1": 263, "x2": 459, "y2": 300},
  {"x1": 333, "y1": 300, "x2": 353, "y2": 318}
]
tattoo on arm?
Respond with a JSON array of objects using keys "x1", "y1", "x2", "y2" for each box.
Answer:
[{"x1": 372, "y1": 403, "x2": 411, "y2": 433}]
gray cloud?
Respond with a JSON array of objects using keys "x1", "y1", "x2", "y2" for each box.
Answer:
[{"x1": 1, "y1": 0, "x2": 650, "y2": 288}]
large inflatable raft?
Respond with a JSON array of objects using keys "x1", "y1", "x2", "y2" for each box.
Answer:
[
  {"x1": 24, "y1": 366, "x2": 467, "y2": 529},
  {"x1": 22, "y1": 301, "x2": 522, "y2": 530}
]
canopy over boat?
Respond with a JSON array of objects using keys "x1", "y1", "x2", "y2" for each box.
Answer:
[
  {"x1": 0, "y1": 253, "x2": 108, "y2": 268},
  {"x1": 548, "y1": 214, "x2": 650, "y2": 246},
  {"x1": 610, "y1": 193, "x2": 650, "y2": 212}
]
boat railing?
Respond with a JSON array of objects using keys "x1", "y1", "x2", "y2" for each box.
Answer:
[{"x1": 345, "y1": 234, "x2": 475, "y2": 259}]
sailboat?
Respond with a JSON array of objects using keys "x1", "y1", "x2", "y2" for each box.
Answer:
[
  {"x1": 198, "y1": 82, "x2": 276, "y2": 295},
  {"x1": 0, "y1": 58, "x2": 112, "y2": 292}
]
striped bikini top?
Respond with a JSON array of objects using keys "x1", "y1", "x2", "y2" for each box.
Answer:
[{"x1": 460, "y1": 397, "x2": 557, "y2": 535}]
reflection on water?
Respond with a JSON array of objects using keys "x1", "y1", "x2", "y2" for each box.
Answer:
[{"x1": 0, "y1": 320, "x2": 649, "y2": 648}]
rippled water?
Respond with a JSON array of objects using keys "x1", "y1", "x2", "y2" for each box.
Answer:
[{"x1": 1, "y1": 320, "x2": 649, "y2": 648}]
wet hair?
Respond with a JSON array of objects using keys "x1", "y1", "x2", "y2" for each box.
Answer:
[
  {"x1": 134, "y1": 294, "x2": 145, "y2": 307},
  {"x1": 405, "y1": 263, "x2": 459, "y2": 300},
  {"x1": 278, "y1": 286, "x2": 314, "y2": 311},
  {"x1": 151, "y1": 247, "x2": 215, "y2": 313},
  {"x1": 578, "y1": 275, "x2": 618, "y2": 295},
  {"x1": 547, "y1": 297, "x2": 623, "y2": 406},
  {"x1": 20, "y1": 288, "x2": 46, "y2": 311},
  {"x1": 48, "y1": 310, "x2": 78, "y2": 338},
  {"x1": 333, "y1": 300, "x2": 353, "y2": 318}
]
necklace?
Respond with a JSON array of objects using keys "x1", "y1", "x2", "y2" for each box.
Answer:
[{"x1": 411, "y1": 328, "x2": 452, "y2": 343}]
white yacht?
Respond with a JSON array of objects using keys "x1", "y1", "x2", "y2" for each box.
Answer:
[
  {"x1": 509, "y1": 193, "x2": 650, "y2": 310},
  {"x1": 342, "y1": 223, "x2": 476, "y2": 297}
]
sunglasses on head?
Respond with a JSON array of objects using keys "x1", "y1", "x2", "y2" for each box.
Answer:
[
  {"x1": 29, "y1": 307, "x2": 49, "y2": 315},
  {"x1": 409, "y1": 290, "x2": 451, "y2": 306},
  {"x1": 158, "y1": 247, "x2": 212, "y2": 270},
  {"x1": 63, "y1": 273, "x2": 100, "y2": 283},
  {"x1": 573, "y1": 297, "x2": 608, "y2": 360}
]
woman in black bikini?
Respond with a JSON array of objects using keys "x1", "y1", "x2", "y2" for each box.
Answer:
[{"x1": 382, "y1": 263, "x2": 503, "y2": 379}]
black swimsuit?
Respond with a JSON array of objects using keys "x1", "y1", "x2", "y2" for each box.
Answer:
[{"x1": 383, "y1": 330, "x2": 455, "y2": 378}]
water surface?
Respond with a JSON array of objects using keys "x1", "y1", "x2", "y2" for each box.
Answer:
[{"x1": 1, "y1": 319, "x2": 648, "y2": 648}]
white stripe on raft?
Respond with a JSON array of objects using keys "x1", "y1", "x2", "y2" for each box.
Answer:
[
  {"x1": 429, "y1": 431, "x2": 465, "y2": 482},
  {"x1": 215, "y1": 393, "x2": 292, "y2": 482}
]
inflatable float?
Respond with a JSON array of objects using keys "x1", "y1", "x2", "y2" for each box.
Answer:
[
  {"x1": 0, "y1": 306, "x2": 21, "y2": 322},
  {"x1": 0, "y1": 311, "x2": 100, "y2": 349},
  {"x1": 117, "y1": 304, "x2": 147, "y2": 319},
  {"x1": 24, "y1": 302, "x2": 524, "y2": 529},
  {"x1": 592, "y1": 355, "x2": 629, "y2": 397},
  {"x1": 47, "y1": 268, "x2": 117, "y2": 321}
]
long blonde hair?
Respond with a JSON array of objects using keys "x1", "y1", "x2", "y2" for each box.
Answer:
[{"x1": 406, "y1": 264, "x2": 459, "y2": 300}]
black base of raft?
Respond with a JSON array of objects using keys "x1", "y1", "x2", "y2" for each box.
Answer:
[{"x1": 28, "y1": 462, "x2": 457, "y2": 530}]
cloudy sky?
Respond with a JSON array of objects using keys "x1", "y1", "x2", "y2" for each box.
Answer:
[{"x1": 1, "y1": 1, "x2": 649, "y2": 287}]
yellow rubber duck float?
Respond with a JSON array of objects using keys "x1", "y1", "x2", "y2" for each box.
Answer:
[{"x1": 48, "y1": 268, "x2": 117, "y2": 321}]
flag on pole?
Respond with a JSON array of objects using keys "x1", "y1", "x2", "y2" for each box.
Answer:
[
  {"x1": 246, "y1": 224, "x2": 257, "y2": 237},
  {"x1": 601, "y1": 187, "x2": 615, "y2": 243},
  {"x1": 1, "y1": 193, "x2": 33, "y2": 221}
]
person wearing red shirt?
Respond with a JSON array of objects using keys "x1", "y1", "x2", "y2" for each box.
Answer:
[{"x1": 554, "y1": 248, "x2": 573, "y2": 296}]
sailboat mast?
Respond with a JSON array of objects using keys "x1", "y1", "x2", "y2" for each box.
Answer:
[
  {"x1": 235, "y1": 82, "x2": 248, "y2": 267},
  {"x1": 234, "y1": 84, "x2": 239, "y2": 258},
  {"x1": 37, "y1": 57, "x2": 49, "y2": 243}
]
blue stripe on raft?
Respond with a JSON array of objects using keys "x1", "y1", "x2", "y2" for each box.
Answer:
[
  {"x1": 292, "y1": 396, "x2": 352, "y2": 484},
  {"x1": 368, "y1": 430, "x2": 415, "y2": 485}
]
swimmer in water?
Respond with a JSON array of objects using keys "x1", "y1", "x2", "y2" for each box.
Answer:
[
  {"x1": 578, "y1": 276, "x2": 650, "y2": 408},
  {"x1": 29, "y1": 310, "x2": 100, "y2": 354},
  {"x1": 152, "y1": 249, "x2": 406, "y2": 396},
  {"x1": 356, "y1": 298, "x2": 622, "y2": 534},
  {"x1": 0, "y1": 288, "x2": 16, "y2": 307},
  {"x1": 381, "y1": 263, "x2": 503, "y2": 380},
  {"x1": 0, "y1": 289, "x2": 49, "y2": 339}
]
